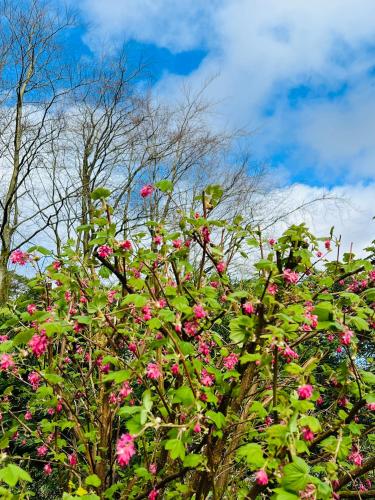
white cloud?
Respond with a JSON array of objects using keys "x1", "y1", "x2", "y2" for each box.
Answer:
[
  {"x1": 75, "y1": 0, "x2": 375, "y2": 184},
  {"x1": 273, "y1": 182, "x2": 375, "y2": 255}
]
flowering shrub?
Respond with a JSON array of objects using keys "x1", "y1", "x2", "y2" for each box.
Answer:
[{"x1": 0, "y1": 184, "x2": 374, "y2": 499}]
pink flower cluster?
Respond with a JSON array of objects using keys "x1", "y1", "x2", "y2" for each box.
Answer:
[
  {"x1": 256, "y1": 469, "x2": 268, "y2": 485},
  {"x1": 283, "y1": 268, "x2": 299, "y2": 284},
  {"x1": 201, "y1": 369, "x2": 215, "y2": 387},
  {"x1": 223, "y1": 353, "x2": 239, "y2": 370},
  {"x1": 10, "y1": 249, "x2": 29, "y2": 265},
  {"x1": 28, "y1": 331, "x2": 48, "y2": 357},
  {"x1": 140, "y1": 184, "x2": 154, "y2": 198},
  {"x1": 243, "y1": 302, "x2": 255, "y2": 315},
  {"x1": 116, "y1": 434, "x2": 136, "y2": 466},
  {"x1": 194, "y1": 304, "x2": 207, "y2": 319},
  {"x1": 28, "y1": 371, "x2": 41, "y2": 390},
  {"x1": 297, "y1": 384, "x2": 313, "y2": 400},
  {"x1": 97, "y1": 245, "x2": 113, "y2": 258},
  {"x1": 0, "y1": 353, "x2": 15, "y2": 371},
  {"x1": 146, "y1": 363, "x2": 162, "y2": 380}
]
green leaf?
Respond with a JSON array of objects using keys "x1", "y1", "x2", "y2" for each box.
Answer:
[
  {"x1": 229, "y1": 316, "x2": 254, "y2": 344},
  {"x1": 183, "y1": 454, "x2": 204, "y2": 467},
  {"x1": 206, "y1": 410, "x2": 226, "y2": 429},
  {"x1": 281, "y1": 458, "x2": 309, "y2": 493},
  {"x1": 165, "y1": 439, "x2": 185, "y2": 460},
  {"x1": 173, "y1": 387, "x2": 195, "y2": 406},
  {"x1": 13, "y1": 329, "x2": 34, "y2": 346},
  {"x1": 27, "y1": 245, "x2": 52, "y2": 255},
  {"x1": 349, "y1": 316, "x2": 369, "y2": 331},
  {"x1": 359, "y1": 370, "x2": 375, "y2": 385},
  {"x1": 43, "y1": 373, "x2": 64, "y2": 385},
  {"x1": 91, "y1": 187, "x2": 111, "y2": 200},
  {"x1": 298, "y1": 416, "x2": 321, "y2": 433},
  {"x1": 103, "y1": 370, "x2": 130, "y2": 384},
  {"x1": 142, "y1": 390, "x2": 153, "y2": 411},
  {"x1": 0, "y1": 464, "x2": 32, "y2": 487},
  {"x1": 122, "y1": 294, "x2": 148, "y2": 308},
  {"x1": 237, "y1": 443, "x2": 265, "y2": 468},
  {"x1": 85, "y1": 475, "x2": 101, "y2": 487},
  {"x1": 239, "y1": 353, "x2": 261, "y2": 364},
  {"x1": 155, "y1": 180, "x2": 173, "y2": 193},
  {"x1": 272, "y1": 489, "x2": 299, "y2": 500}
]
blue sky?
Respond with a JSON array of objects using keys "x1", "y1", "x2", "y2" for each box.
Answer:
[{"x1": 64, "y1": 0, "x2": 375, "y2": 250}]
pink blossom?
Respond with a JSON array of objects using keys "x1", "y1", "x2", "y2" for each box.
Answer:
[
  {"x1": 283, "y1": 346, "x2": 299, "y2": 362},
  {"x1": 199, "y1": 342, "x2": 210, "y2": 357},
  {"x1": 119, "y1": 240, "x2": 132, "y2": 250},
  {"x1": 10, "y1": 249, "x2": 29, "y2": 265},
  {"x1": 149, "y1": 463, "x2": 157, "y2": 474},
  {"x1": 223, "y1": 353, "x2": 239, "y2": 370},
  {"x1": 29, "y1": 331, "x2": 48, "y2": 357},
  {"x1": 0, "y1": 335, "x2": 9, "y2": 343},
  {"x1": 68, "y1": 453, "x2": 78, "y2": 466},
  {"x1": 171, "y1": 363, "x2": 180, "y2": 376},
  {"x1": 184, "y1": 321, "x2": 198, "y2": 336},
  {"x1": 0, "y1": 353, "x2": 15, "y2": 371},
  {"x1": 153, "y1": 235, "x2": 162, "y2": 245},
  {"x1": 97, "y1": 245, "x2": 113, "y2": 258},
  {"x1": 268, "y1": 239, "x2": 276, "y2": 246},
  {"x1": 142, "y1": 305, "x2": 152, "y2": 321},
  {"x1": 338, "y1": 397, "x2": 349, "y2": 407},
  {"x1": 27, "y1": 304, "x2": 37, "y2": 315},
  {"x1": 297, "y1": 384, "x2": 313, "y2": 400},
  {"x1": 194, "y1": 304, "x2": 207, "y2": 319},
  {"x1": 243, "y1": 302, "x2": 255, "y2": 315},
  {"x1": 216, "y1": 261, "x2": 226, "y2": 274},
  {"x1": 267, "y1": 283, "x2": 278, "y2": 295},
  {"x1": 52, "y1": 260, "x2": 61, "y2": 270},
  {"x1": 316, "y1": 251, "x2": 323, "y2": 258},
  {"x1": 148, "y1": 489, "x2": 158, "y2": 500},
  {"x1": 367, "y1": 403, "x2": 375, "y2": 411},
  {"x1": 47, "y1": 408, "x2": 55, "y2": 416},
  {"x1": 348, "y1": 450, "x2": 363, "y2": 466},
  {"x1": 140, "y1": 184, "x2": 154, "y2": 198},
  {"x1": 193, "y1": 423, "x2": 201, "y2": 433},
  {"x1": 37, "y1": 445, "x2": 48, "y2": 457},
  {"x1": 172, "y1": 239, "x2": 182, "y2": 249},
  {"x1": 201, "y1": 369, "x2": 215, "y2": 387},
  {"x1": 128, "y1": 342, "x2": 137, "y2": 354},
  {"x1": 255, "y1": 469, "x2": 268, "y2": 485},
  {"x1": 210, "y1": 281, "x2": 219, "y2": 288},
  {"x1": 107, "y1": 290, "x2": 118, "y2": 303},
  {"x1": 116, "y1": 434, "x2": 136, "y2": 467},
  {"x1": 316, "y1": 396, "x2": 324, "y2": 406},
  {"x1": 340, "y1": 330, "x2": 354, "y2": 345},
  {"x1": 43, "y1": 463, "x2": 52, "y2": 475},
  {"x1": 119, "y1": 381, "x2": 132, "y2": 399},
  {"x1": 324, "y1": 240, "x2": 331, "y2": 250},
  {"x1": 28, "y1": 371, "x2": 41, "y2": 390},
  {"x1": 157, "y1": 298, "x2": 167, "y2": 308},
  {"x1": 146, "y1": 363, "x2": 162, "y2": 380},
  {"x1": 283, "y1": 268, "x2": 299, "y2": 284},
  {"x1": 302, "y1": 427, "x2": 314, "y2": 441},
  {"x1": 201, "y1": 227, "x2": 210, "y2": 243},
  {"x1": 24, "y1": 411, "x2": 33, "y2": 421}
]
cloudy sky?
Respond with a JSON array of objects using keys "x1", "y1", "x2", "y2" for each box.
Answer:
[{"x1": 69, "y1": 0, "x2": 375, "y2": 253}]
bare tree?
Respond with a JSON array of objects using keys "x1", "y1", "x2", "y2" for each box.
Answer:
[{"x1": 0, "y1": 0, "x2": 76, "y2": 301}]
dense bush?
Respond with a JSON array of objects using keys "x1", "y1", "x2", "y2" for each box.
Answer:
[{"x1": 0, "y1": 184, "x2": 374, "y2": 499}]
